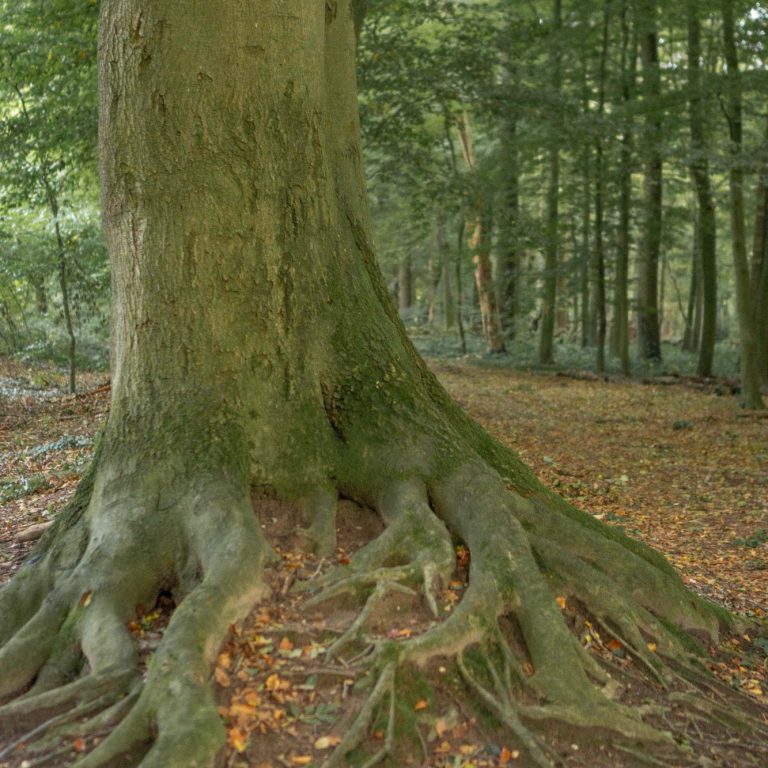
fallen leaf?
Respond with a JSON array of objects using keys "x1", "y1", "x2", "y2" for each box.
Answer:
[
  {"x1": 278, "y1": 636, "x2": 294, "y2": 652},
  {"x1": 414, "y1": 699, "x2": 428, "y2": 710},
  {"x1": 556, "y1": 595, "x2": 567, "y2": 610},
  {"x1": 314, "y1": 735, "x2": 342, "y2": 750},
  {"x1": 227, "y1": 727, "x2": 247, "y2": 753},
  {"x1": 214, "y1": 667, "x2": 231, "y2": 687},
  {"x1": 290, "y1": 756, "x2": 312, "y2": 766},
  {"x1": 217, "y1": 651, "x2": 232, "y2": 669},
  {"x1": 499, "y1": 746, "x2": 520, "y2": 763},
  {"x1": 72, "y1": 737, "x2": 86, "y2": 753}
]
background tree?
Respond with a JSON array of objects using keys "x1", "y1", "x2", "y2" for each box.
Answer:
[{"x1": 0, "y1": 0, "x2": 107, "y2": 387}]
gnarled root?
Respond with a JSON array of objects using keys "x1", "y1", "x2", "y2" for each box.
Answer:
[
  {"x1": 310, "y1": 460, "x2": 743, "y2": 768},
  {"x1": 306, "y1": 478, "x2": 455, "y2": 659},
  {"x1": 0, "y1": 471, "x2": 272, "y2": 767}
]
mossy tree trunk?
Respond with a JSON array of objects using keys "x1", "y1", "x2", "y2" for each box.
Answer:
[{"x1": 0, "y1": 3, "x2": 757, "y2": 767}]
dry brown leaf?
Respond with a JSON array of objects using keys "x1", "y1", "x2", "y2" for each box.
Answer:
[{"x1": 314, "y1": 735, "x2": 342, "y2": 750}]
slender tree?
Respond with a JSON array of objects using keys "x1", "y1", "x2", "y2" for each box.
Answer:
[
  {"x1": 687, "y1": 0, "x2": 717, "y2": 378},
  {"x1": 751, "y1": 114, "x2": 768, "y2": 385},
  {"x1": 593, "y1": 1, "x2": 610, "y2": 373},
  {"x1": 611, "y1": 0, "x2": 635, "y2": 375},
  {"x1": 635, "y1": 0, "x2": 663, "y2": 361},
  {"x1": 538, "y1": 0, "x2": 563, "y2": 364},
  {"x1": 721, "y1": 0, "x2": 764, "y2": 407}
]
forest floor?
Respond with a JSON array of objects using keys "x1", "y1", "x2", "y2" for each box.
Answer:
[{"x1": 1, "y1": 356, "x2": 767, "y2": 767}]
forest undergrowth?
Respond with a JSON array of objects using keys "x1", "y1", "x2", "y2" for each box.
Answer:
[{"x1": 1, "y1": 355, "x2": 766, "y2": 768}]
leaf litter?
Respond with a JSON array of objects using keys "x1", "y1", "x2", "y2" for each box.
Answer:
[{"x1": 1, "y1": 357, "x2": 767, "y2": 767}]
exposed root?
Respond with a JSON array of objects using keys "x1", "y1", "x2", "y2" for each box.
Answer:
[
  {"x1": 293, "y1": 458, "x2": 752, "y2": 766},
  {"x1": 307, "y1": 479, "x2": 454, "y2": 621},
  {"x1": 0, "y1": 670, "x2": 137, "y2": 739},
  {"x1": 321, "y1": 663, "x2": 396, "y2": 768},
  {"x1": 457, "y1": 650, "x2": 551, "y2": 768},
  {"x1": 0, "y1": 470, "x2": 273, "y2": 768},
  {"x1": 0, "y1": 434, "x2": 762, "y2": 768}
]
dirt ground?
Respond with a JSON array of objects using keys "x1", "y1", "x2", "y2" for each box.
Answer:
[{"x1": 1, "y1": 357, "x2": 767, "y2": 768}]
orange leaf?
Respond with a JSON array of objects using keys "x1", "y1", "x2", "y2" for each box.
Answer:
[
  {"x1": 244, "y1": 690, "x2": 261, "y2": 706},
  {"x1": 414, "y1": 699, "x2": 428, "y2": 711},
  {"x1": 500, "y1": 746, "x2": 520, "y2": 763},
  {"x1": 229, "y1": 702, "x2": 258, "y2": 718},
  {"x1": 218, "y1": 651, "x2": 232, "y2": 669},
  {"x1": 605, "y1": 639, "x2": 623, "y2": 652},
  {"x1": 73, "y1": 737, "x2": 86, "y2": 753},
  {"x1": 279, "y1": 636, "x2": 294, "y2": 652},
  {"x1": 214, "y1": 667, "x2": 231, "y2": 687},
  {"x1": 227, "y1": 727, "x2": 247, "y2": 753},
  {"x1": 290, "y1": 756, "x2": 312, "y2": 766},
  {"x1": 555, "y1": 596, "x2": 567, "y2": 610}
]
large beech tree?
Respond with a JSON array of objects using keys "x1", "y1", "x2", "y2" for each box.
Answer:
[{"x1": 0, "y1": 3, "x2": 764, "y2": 767}]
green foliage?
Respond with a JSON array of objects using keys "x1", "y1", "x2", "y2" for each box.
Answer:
[{"x1": 0, "y1": 0, "x2": 106, "y2": 369}]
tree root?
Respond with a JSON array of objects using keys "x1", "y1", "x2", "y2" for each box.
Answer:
[
  {"x1": 0, "y1": 441, "x2": 761, "y2": 768},
  {"x1": 0, "y1": 471, "x2": 273, "y2": 768},
  {"x1": 302, "y1": 460, "x2": 749, "y2": 767}
]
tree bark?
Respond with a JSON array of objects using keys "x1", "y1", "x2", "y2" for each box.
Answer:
[
  {"x1": 593, "y1": 2, "x2": 610, "y2": 373},
  {"x1": 636, "y1": 0, "x2": 663, "y2": 362},
  {"x1": 721, "y1": 0, "x2": 764, "y2": 407},
  {"x1": 398, "y1": 256, "x2": 413, "y2": 315},
  {"x1": 687, "y1": 1, "x2": 717, "y2": 378},
  {"x1": 611, "y1": 0, "x2": 635, "y2": 375},
  {"x1": 457, "y1": 111, "x2": 505, "y2": 354},
  {"x1": 751, "y1": 115, "x2": 768, "y2": 384},
  {"x1": 499, "y1": 113, "x2": 521, "y2": 340},
  {"x1": 538, "y1": 0, "x2": 562, "y2": 365}
]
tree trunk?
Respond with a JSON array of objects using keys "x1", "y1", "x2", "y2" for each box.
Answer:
[
  {"x1": 538, "y1": 0, "x2": 562, "y2": 365},
  {"x1": 751, "y1": 115, "x2": 768, "y2": 384},
  {"x1": 687, "y1": 0, "x2": 717, "y2": 378},
  {"x1": 636, "y1": 0, "x2": 663, "y2": 362},
  {"x1": 721, "y1": 0, "x2": 764, "y2": 408},
  {"x1": 0, "y1": 3, "x2": 748, "y2": 766},
  {"x1": 611, "y1": 0, "x2": 635, "y2": 375},
  {"x1": 682, "y1": 230, "x2": 702, "y2": 353},
  {"x1": 593, "y1": 2, "x2": 610, "y2": 373},
  {"x1": 398, "y1": 256, "x2": 413, "y2": 315},
  {"x1": 457, "y1": 111, "x2": 505, "y2": 354},
  {"x1": 580, "y1": 147, "x2": 592, "y2": 348},
  {"x1": 436, "y1": 213, "x2": 456, "y2": 331},
  {"x1": 499, "y1": 114, "x2": 521, "y2": 340}
]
